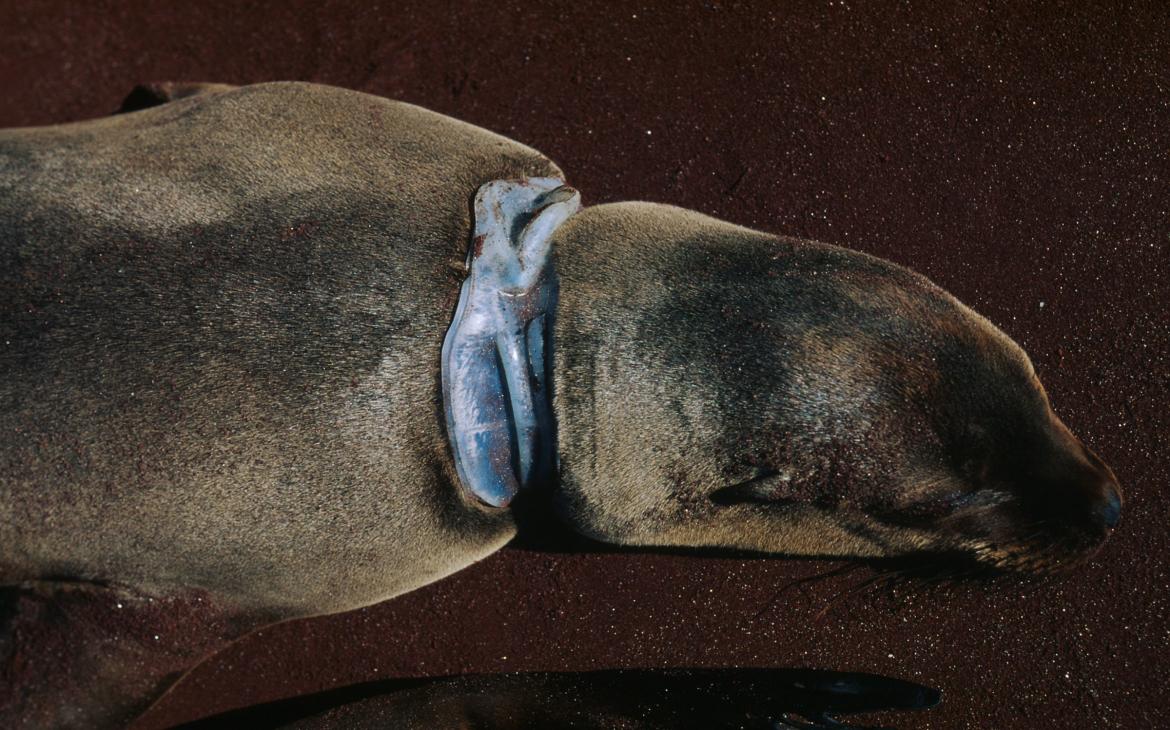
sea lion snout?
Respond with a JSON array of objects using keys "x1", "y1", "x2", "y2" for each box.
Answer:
[
  {"x1": 941, "y1": 423, "x2": 1123, "y2": 573},
  {"x1": 1051, "y1": 446, "x2": 1123, "y2": 536},
  {"x1": 1030, "y1": 423, "x2": 1123, "y2": 540},
  {"x1": 1097, "y1": 482, "x2": 1123, "y2": 530},
  {"x1": 1079, "y1": 438, "x2": 1124, "y2": 531}
]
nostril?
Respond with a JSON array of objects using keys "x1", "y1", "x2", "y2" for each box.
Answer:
[{"x1": 1096, "y1": 484, "x2": 1122, "y2": 530}]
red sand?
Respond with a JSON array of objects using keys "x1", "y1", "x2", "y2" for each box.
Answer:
[{"x1": 1, "y1": 2, "x2": 1166, "y2": 727}]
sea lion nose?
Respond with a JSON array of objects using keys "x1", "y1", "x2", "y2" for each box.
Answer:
[{"x1": 1095, "y1": 481, "x2": 1122, "y2": 530}]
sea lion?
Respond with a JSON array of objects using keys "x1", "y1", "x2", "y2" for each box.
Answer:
[{"x1": 0, "y1": 82, "x2": 1121, "y2": 728}]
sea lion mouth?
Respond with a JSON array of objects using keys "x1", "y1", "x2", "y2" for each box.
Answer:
[
  {"x1": 950, "y1": 536, "x2": 1102, "y2": 577},
  {"x1": 860, "y1": 535, "x2": 1102, "y2": 584},
  {"x1": 951, "y1": 497, "x2": 1115, "y2": 576},
  {"x1": 940, "y1": 520, "x2": 1111, "y2": 579},
  {"x1": 869, "y1": 488, "x2": 1113, "y2": 579},
  {"x1": 878, "y1": 531, "x2": 1099, "y2": 581}
]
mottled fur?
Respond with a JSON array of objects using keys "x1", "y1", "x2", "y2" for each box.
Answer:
[{"x1": 0, "y1": 82, "x2": 1118, "y2": 727}]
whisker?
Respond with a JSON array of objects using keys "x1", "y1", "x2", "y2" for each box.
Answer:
[{"x1": 752, "y1": 562, "x2": 863, "y2": 620}]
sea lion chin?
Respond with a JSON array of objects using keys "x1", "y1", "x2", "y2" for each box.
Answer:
[{"x1": 547, "y1": 201, "x2": 1122, "y2": 577}]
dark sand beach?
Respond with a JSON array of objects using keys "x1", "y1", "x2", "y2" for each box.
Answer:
[{"x1": 1, "y1": 2, "x2": 1165, "y2": 727}]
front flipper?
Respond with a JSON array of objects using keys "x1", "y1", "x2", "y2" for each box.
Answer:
[
  {"x1": 0, "y1": 582, "x2": 269, "y2": 729},
  {"x1": 176, "y1": 668, "x2": 941, "y2": 729}
]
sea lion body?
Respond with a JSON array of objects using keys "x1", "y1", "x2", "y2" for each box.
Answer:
[
  {"x1": 0, "y1": 82, "x2": 549, "y2": 617},
  {"x1": 0, "y1": 82, "x2": 1121, "y2": 727}
]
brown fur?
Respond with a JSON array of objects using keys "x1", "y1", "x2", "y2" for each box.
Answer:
[{"x1": 0, "y1": 82, "x2": 1119, "y2": 727}]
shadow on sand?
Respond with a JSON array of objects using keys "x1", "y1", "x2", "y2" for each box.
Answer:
[{"x1": 177, "y1": 667, "x2": 940, "y2": 729}]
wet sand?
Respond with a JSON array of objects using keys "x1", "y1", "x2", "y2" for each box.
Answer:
[{"x1": 1, "y1": 2, "x2": 1165, "y2": 727}]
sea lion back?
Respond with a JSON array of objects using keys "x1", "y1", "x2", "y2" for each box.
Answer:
[{"x1": 0, "y1": 82, "x2": 558, "y2": 616}]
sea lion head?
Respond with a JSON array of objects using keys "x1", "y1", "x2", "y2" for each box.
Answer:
[{"x1": 549, "y1": 202, "x2": 1121, "y2": 576}]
